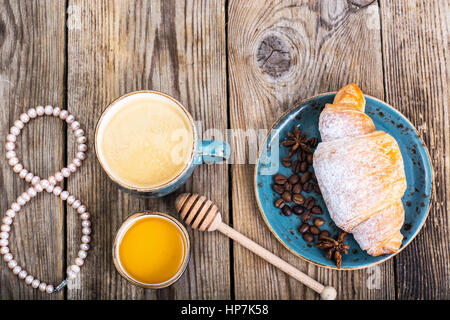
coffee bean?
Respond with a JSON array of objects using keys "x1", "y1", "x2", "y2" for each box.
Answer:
[
  {"x1": 313, "y1": 183, "x2": 321, "y2": 194},
  {"x1": 274, "y1": 198, "x2": 285, "y2": 209},
  {"x1": 300, "y1": 171, "x2": 312, "y2": 184},
  {"x1": 281, "y1": 191, "x2": 292, "y2": 203},
  {"x1": 288, "y1": 174, "x2": 300, "y2": 185},
  {"x1": 292, "y1": 183, "x2": 302, "y2": 194},
  {"x1": 306, "y1": 153, "x2": 313, "y2": 165},
  {"x1": 298, "y1": 150, "x2": 306, "y2": 162},
  {"x1": 292, "y1": 193, "x2": 305, "y2": 205},
  {"x1": 298, "y1": 223, "x2": 310, "y2": 234},
  {"x1": 301, "y1": 210, "x2": 312, "y2": 223},
  {"x1": 293, "y1": 205, "x2": 304, "y2": 215},
  {"x1": 274, "y1": 174, "x2": 287, "y2": 185},
  {"x1": 314, "y1": 217, "x2": 325, "y2": 227},
  {"x1": 303, "y1": 182, "x2": 313, "y2": 192},
  {"x1": 272, "y1": 184, "x2": 285, "y2": 194},
  {"x1": 311, "y1": 172, "x2": 317, "y2": 182},
  {"x1": 284, "y1": 182, "x2": 292, "y2": 192},
  {"x1": 308, "y1": 137, "x2": 319, "y2": 148},
  {"x1": 281, "y1": 157, "x2": 292, "y2": 167},
  {"x1": 311, "y1": 206, "x2": 323, "y2": 214},
  {"x1": 300, "y1": 161, "x2": 308, "y2": 172},
  {"x1": 292, "y1": 160, "x2": 301, "y2": 173},
  {"x1": 282, "y1": 205, "x2": 292, "y2": 216},
  {"x1": 304, "y1": 197, "x2": 315, "y2": 209},
  {"x1": 310, "y1": 226, "x2": 320, "y2": 235},
  {"x1": 302, "y1": 232, "x2": 314, "y2": 242},
  {"x1": 319, "y1": 230, "x2": 330, "y2": 239}
]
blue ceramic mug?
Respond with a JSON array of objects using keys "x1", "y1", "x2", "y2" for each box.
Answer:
[{"x1": 95, "y1": 90, "x2": 229, "y2": 198}]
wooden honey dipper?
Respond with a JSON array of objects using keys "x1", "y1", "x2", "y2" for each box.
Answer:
[{"x1": 175, "y1": 193, "x2": 337, "y2": 300}]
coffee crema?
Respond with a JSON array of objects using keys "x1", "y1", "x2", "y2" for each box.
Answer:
[{"x1": 97, "y1": 92, "x2": 194, "y2": 189}]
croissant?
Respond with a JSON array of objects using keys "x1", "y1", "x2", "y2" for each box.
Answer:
[{"x1": 313, "y1": 84, "x2": 407, "y2": 256}]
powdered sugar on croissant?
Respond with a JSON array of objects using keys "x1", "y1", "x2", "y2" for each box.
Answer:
[{"x1": 313, "y1": 84, "x2": 407, "y2": 257}]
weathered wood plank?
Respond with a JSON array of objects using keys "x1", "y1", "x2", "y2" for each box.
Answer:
[
  {"x1": 66, "y1": 0, "x2": 229, "y2": 299},
  {"x1": 228, "y1": 0, "x2": 394, "y2": 299},
  {"x1": 0, "y1": 0, "x2": 66, "y2": 299},
  {"x1": 380, "y1": 0, "x2": 450, "y2": 299}
]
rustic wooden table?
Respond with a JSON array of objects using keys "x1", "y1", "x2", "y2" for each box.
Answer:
[{"x1": 0, "y1": 0, "x2": 448, "y2": 300}]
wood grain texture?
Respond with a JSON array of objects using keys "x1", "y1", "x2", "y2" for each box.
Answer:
[
  {"x1": 380, "y1": 0, "x2": 450, "y2": 299},
  {"x1": 65, "y1": 0, "x2": 229, "y2": 299},
  {"x1": 228, "y1": 0, "x2": 394, "y2": 299},
  {"x1": 0, "y1": 0, "x2": 65, "y2": 299}
]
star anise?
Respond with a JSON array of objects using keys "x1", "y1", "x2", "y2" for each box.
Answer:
[
  {"x1": 316, "y1": 231, "x2": 350, "y2": 269},
  {"x1": 281, "y1": 126, "x2": 311, "y2": 154}
]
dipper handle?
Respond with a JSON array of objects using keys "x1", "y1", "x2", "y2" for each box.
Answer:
[{"x1": 217, "y1": 223, "x2": 336, "y2": 300}]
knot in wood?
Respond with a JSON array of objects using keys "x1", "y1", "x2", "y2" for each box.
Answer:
[{"x1": 256, "y1": 34, "x2": 291, "y2": 78}]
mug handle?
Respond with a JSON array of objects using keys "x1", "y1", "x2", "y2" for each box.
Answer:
[{"x1": 194, "y1": 140, "x2": 230, "y2": 165}]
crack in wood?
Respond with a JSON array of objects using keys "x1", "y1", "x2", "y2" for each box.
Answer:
[{"x1": 256, "y1": 34, "x2": 291, "y2": 78}]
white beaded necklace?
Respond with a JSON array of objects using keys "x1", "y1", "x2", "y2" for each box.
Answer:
[{"x1": 1, "y1": 105, "x2": 91, "y2": 294}]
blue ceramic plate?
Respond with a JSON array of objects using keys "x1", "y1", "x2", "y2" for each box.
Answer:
[{"x1": 254, "y1": 93, "x2": 433, "y2": 270}]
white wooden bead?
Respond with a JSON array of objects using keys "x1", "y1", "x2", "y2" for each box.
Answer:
[
  {"x1": 31, "y1": 279, "x2": 40, "y2": 288},
  {"x1": 13, "y1": 164, "x2": 23, "y2": 173},
  {"x1": 62, "y1": 168, "x2": 71, "y2": 177},
  {"x1": 0, "y1": 232, "x2": 10, "y2": 239},
  {"x1": 8, "y1": 259, "x2": 17, "y2": 269},
  {"x1": 40, "y1": 179, "x2": 49, "y2": 189},
  {"x1": 77, "y1": 205, "x2": 86, "y2": 214},
  {"x1": 6, "y1": 209, "x2": 15, "y2": 218},
  {"x1": 53, "y1": 107, "x2": 61, "y2": 117},
  {"x1": 19, "y1": 169, "x2": 29, "y2": 179},
  {"x1": 68, "y1": 163, "x2": 77, "y2": 172},
  {"x1": 46, "y1": 285, "x2": 54, "y2": 293},
  {"x1": 25, "y1": 172, "x2": 34, "y2": 182},
  {"x1": 20, "y1": 113, "x2": 30, "y2": 123},
  {"x1": 73, "y1": 158, "x2": 82, "y2": 167},
  {"x1": 21, "y1": 192, "x2": 31, "y2": 202},
  {"x1": 76, "y1": 152, "x2": 86, "y2": 160},
  {"x1": 81, "y1": 220, "x2": 91, "y2": 228},
  {"x1": 34, "y1": 184, "x2": 43, "y2": 192},
  {"x1": 6, "y1": 134, "x2": 16, "y2": 142},
  {"x1": 31, "y1": 176, "x2": 40, "y2": 185},
  {"x1": 75, "y1": 258, "x2": 84, "y2": 266},
  {"x1": 53, "y1": 186, "x2": 62, "y2": 196},
  {"x1": 76, "y1": 136, "x2": 86, "y2": 144},
  {"x1": 39, "y1": 282, "x2": 47, "y2": 292},
  {"x1": 5, "y1": 142, "x2": 15, "y2": 151},
  {"x1": 0, "y1": 239, "x2": 8, "y2": 247},
  {"x1": 13, "y1": 265, "x2": 22, "y2": 275},
  {"x1": 3, "y1": 253, "x2": 13, "y2": 261},
  {"x1": 17, "y1": 196, "x2": 26, "y2": 206},
  {"x1": 78, "y1": 144, "x2": 87, "y2": 152},
  {"x1": 10, "y1": 126, "x2": 20, "y2": 136},
  {"x1": 11, "y1": 202, "x2": 21, "y2": 212},
  {"x1": 44, "y1": 105, "x2": 53, "y2": 115},
  {"x1": 67, "y1": 195, "x2": 76, "y2": 205},
  {"x1": 70, "y1": 265, "x2": 80, "y2": 273},
  {"x1": 72, "y1": 200, "x2": 81, "y2": 209},
  {"x1": 80, "y1": 212, "x2": 90, "y2": 220},
  {"x1": 8, "y1": 157, "x2": 19, "y2": 166},
  {"x1": 25, "y1": 275, "x2": 34, "y2": 285},
  {"x1": 74, "y1": 129, "x2": 84, "y2": 137},
  {"x1": 82, "y1": 227, "x2": 91, "y2": 235},
  {"x1": 18, "y1": 270, "x2": 27, "y2": 279},
  {"x1": 14, "y1": 120, "x2": 24, "y2": 130},
  {"x1": 27, "y1": 187, "x2": 37, "y2": 198},
  {"x1": 0, "y1": 246, "x2": 9, "y2": 254},
  {"x1": 6, "y1": 151, "x2": 16, "y2": 159},
  {"x1": 2, "y1": 217, "x2": 12, "y2": 225},
  {"x1": 59, "y1": 110, "x2": 68, "y2": 119},
  {"x1": 36, "y1": 106, "x2": 45, "y2": 116},
  {"x1": 67, "y1": 270, "x2": 77, "y2": 279},
  {"x1": 81, "y1": 236, "x2": 90, "y2": 244},
  {"x1": 60, "y1": 191, "x2": 69, "y2": 200},
  {"x1": 27, "y1": 108, "x2": 37, "y2": 118},
  {"x1": 45, "y1": 184, "x2": 54, "y2": 193},
  {"x1": 1, "y1": 224, "x2": 11, "y2": 232},
  {"x1": 71, "y1": 121, "x2": 80, "y2": 130},
  {"x1": 48, "y1": 176, "x2": 57, "y2": 185},
  {"x1": 78, "y1": 250, "x2": 87, "y2": 259},
  {"x1": 66, "y1": 114, "x2": 75, "y2": 124},
  {"x1": 80, "y1": 243, "x2": 89, "y2": 251},
  {"x1": 55, "y1": 172, "x2": 64, "y2": 181}
]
